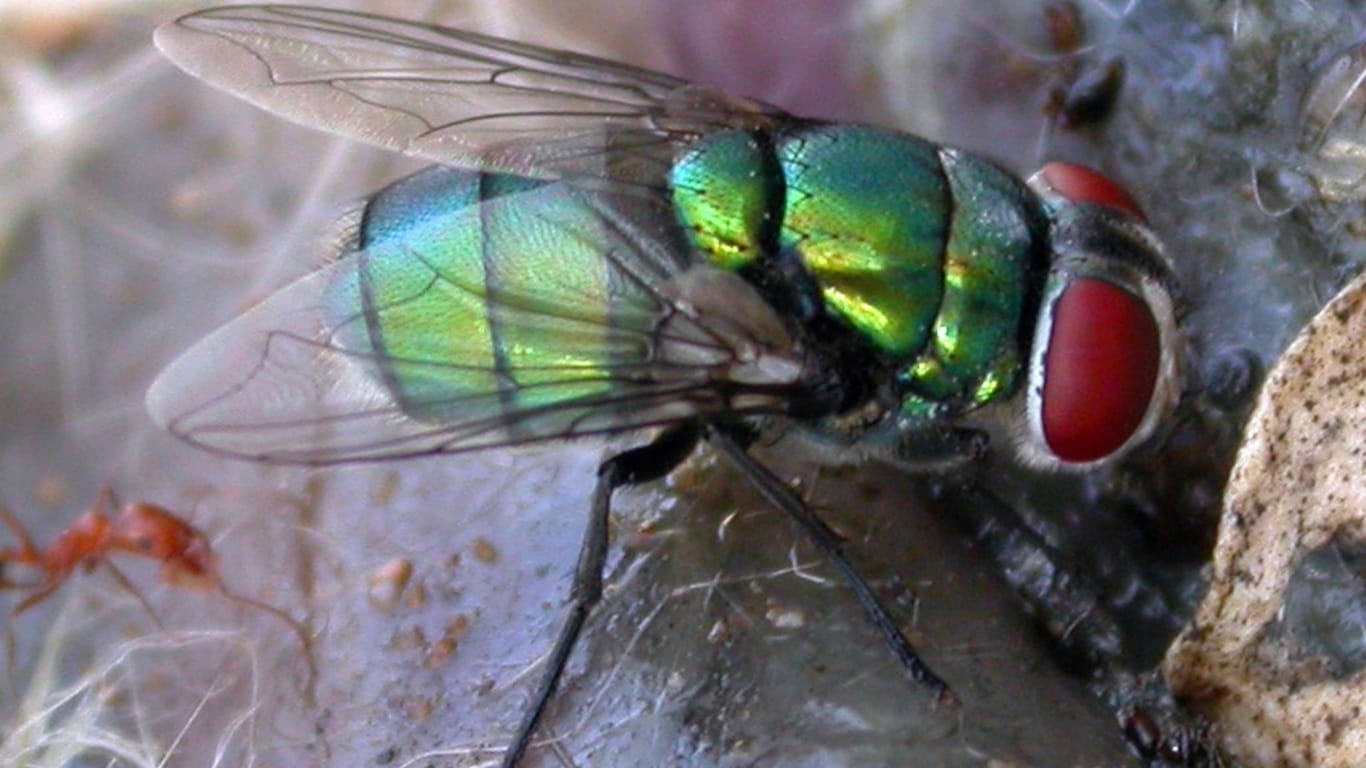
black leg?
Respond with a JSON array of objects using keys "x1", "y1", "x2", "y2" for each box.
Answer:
[
  {"x1": 947, "y1": 484, "x2": 1126, "y2": 669},
  {"x1": 944, "y1": 484, "x2": 1225, "y2": 767},
  {"x1": 704, "y1": 425, "x2": 957, "y2": 705},
  {"x1": 501, "y1": 424, "x2": 700, "y2": 768}
]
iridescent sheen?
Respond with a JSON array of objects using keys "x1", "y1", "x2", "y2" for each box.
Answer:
[
  {"x1": 779, "y1": 125, "x2": 949, "y2": 359},
  {"x1": 906, "y1": 150, "x2": 1045, "y2": 405},
  {"x1": 671, "y1": 123, "x2": 1047, "y2": 423},
  {"x1": 671, "y1": 131, "x2": 779, "y2": 271},
  {"x1": 325, "y1": 167, "x2": 655, "y2": 425}
]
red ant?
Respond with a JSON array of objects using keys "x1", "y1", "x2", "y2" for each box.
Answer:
[{"x1": 0, "y1": 487, "x2": 317, "y2": 698}]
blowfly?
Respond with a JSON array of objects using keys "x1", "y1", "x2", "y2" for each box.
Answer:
[{"x1": 147, "y1": 6, "x2": 1183, "y2": 765}]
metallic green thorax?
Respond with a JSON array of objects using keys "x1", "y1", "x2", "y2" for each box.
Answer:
[{"x1": 671, "y1": 124, "x2": 1048, "y2": 418}]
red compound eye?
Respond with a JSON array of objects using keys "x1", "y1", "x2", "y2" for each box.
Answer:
[
  {"x1": 1036, "y1": 162, "x2": 1147, "y2": 222},
  {"x1": 1041, "y1": 277, "x2": 1161, "y2": 463}
]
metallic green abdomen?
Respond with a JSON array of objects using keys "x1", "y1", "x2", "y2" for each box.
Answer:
[
  {"x1": 671, "y1": 124, "x2": 1047, "y2": 416},
  {"x1": 324, "y1": 167, "x2": 663, "y2": 428}
]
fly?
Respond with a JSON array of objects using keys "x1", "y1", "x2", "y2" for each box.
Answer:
[{"x1": 147, "y1": 6, "x2": 1183, "y2": 766}]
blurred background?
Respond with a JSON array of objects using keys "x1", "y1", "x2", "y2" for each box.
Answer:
[{"x1": 2, "y1": 1, "x2": 1365, "y2": 766}]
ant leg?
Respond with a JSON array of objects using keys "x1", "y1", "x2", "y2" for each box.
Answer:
[
  {"x1": 0, "y1": 506, "x2": 62, "y2": 612},
  {"x1": 501, "y1": 424, "x2": 700, "y2": 768},
  {"x1": 215, "y1": 582, "x2": 318, "y2": 706},
  {"x1": 94, "y1": 486, "x2": 120, "y2": 514},
  {"x1": 101, "y1": 560, "x2": 166, "y2": 630},
  {"x1": 706, "y1": 425, "x2": 956, "y2": 705},
  {"x1": 10, "y1": 581, "x2": 63, "y2": 617},
  {"x1": 0, "y1": 503, "x2": 40, "y2": 563}
]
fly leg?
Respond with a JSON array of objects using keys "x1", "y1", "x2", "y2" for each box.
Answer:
[
  {"x1": 501, "y1": 423, "x2": 700, "y2": 768},
  {"x1": 706, "y1": 425, "x2": 956, "y2": 705},
  {"x1": 944, "y1": 484, "x2": 1223, "y2": 767},
  {"x1": 947, "y1": 484, "x2": 1127, "y2": 670}
]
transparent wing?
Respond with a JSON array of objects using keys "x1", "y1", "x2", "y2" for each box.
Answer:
[
  {"x1": 145, "y1": 179, "x2": 806, "y2": 463},
  {"x1": 154, "y1": 4, "x2": 786, "y2": 180}
]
